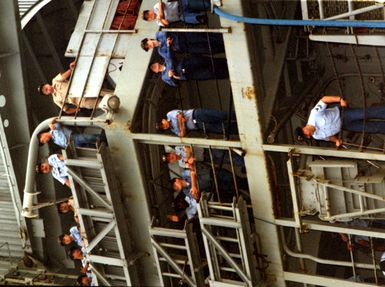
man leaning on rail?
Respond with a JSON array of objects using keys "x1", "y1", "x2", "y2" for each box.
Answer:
[
  {"x1": 37, "y1": 61, "x2": 113, "y2": 115},
  {"x1": 296, "y1": 96, "x2": 385, "y2": 147},
  {"x1": 140, "y1": 31, "x2": 225, "y2": 59},
  {"x1": 142, "y1": 0, "x2": 222, "y2": 27},
  {"x1": 157, "y1": 108, "x2": 238, "y2": 137}
]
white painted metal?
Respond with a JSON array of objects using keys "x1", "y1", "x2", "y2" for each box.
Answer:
[
  {"x1": 151, "y1": 238, "x2": 196, "y2": 287},
  {"x1": 301, "y1": 0, "x2": 385, "y2": 45},
  {"x1": 284, "y1": 271, "x2": 375, "y2": 286},
  {"x1": 198, "y1": 197, "x2": 259, "y2": 287},
  {"x1": 19, "y1": 0, "x2": 53, "y2": 29},
  {"x1": 132, "y1": 133, "x2": 243, "y2": 148},
  {"x1": 310, "y1": 34, "x2": 385, "y2": 46},
  {"x1": 287, "y1": 158, "x2": 302, "y2": 228},
  {"x1": 325, "y1": 4, "x2": 384, "y2": 20},
  {"x1": 263, "y1": 144, "x2": 385, "y2": 161},
  {"x1": 275, "y1": 218, "x2": 385, "y2": 239},
  {"x1": 0, "y1": 114, "x2": 32, "y2": 256},
  {"x1": 220, "y1": 1, "x2": 284, "y2": 285}
]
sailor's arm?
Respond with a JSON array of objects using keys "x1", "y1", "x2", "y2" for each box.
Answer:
[
  {"x1": 321, "y1": 96, "x2": 348, "y2": 107},
  {"x1": 61, "y1": 61, "x2": 76, "y2": 81},
  {"x1": 328, "y1": 135, "x2": 343, "y2": 147}
]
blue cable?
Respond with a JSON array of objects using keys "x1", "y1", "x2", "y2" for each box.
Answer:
[{"x1": 213, "y1": 6, "x2": 385, "y2": 28}]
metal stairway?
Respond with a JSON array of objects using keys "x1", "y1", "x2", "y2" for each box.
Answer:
[
  {"x1": 198, "y1": 196, "x2": 259, "y2": 287},
  {"x1": 297, "y1": 159, "x2": 385, "y2": 222},
  {"x1": 63, "y1": 143, "x2": 139, "y2": 286},
  {"x1": 149, "y1": 222, "x2": 205, "y2": 287}
]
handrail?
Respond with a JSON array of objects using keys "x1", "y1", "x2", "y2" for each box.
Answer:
[{"x1": 21, "y1": 117, "x2": 106, "y2": 218}]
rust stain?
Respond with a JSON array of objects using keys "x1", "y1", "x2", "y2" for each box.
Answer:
[
  {"x1": 110, "y1": 145, "x2": 120, "y2": 153},
  {"x1": 242, "y1": 86, "x2": 256, "y2": 100}
]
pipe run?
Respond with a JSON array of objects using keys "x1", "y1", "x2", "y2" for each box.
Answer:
[
  {"x1": 213, "y1": 6, "x2": 385, "y2": 29},
  {"x1": 280, "y1": 228, "x2": 378, "y2": 270},
  {"x1": 21, "y1": 117, "x2": 106, "y2": 218}
]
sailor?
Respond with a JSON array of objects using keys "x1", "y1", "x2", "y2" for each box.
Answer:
[
  {"x1": 142, "y1": 0, "x2": 222, "y2": 27},
  {"x1": 140, "y1": 31, "x2": 225, "y2": 58},
  {"x1": 38, "y1": 118, "x2": 102, "y2": 148},
  {"x1": 297, "y1": 96, "x2": 385, "y2": 147},
  {"x1": 57, "y1": 197, "x2": 79, "y2": 223},
  {"x1": 150, "y1": 56, "x2": 229, "y2": 87},
  {"x1": 157, "y1": 108, "x2": 238, "y2": 137},
  {"x1": 163, "y1": 146, "x2": 245, "y2": 169},
  {"x1": 37, "y1": 154, "x2": 69, "y2": 187},
  {"x1": 58, "y1": 226, "x2": 83, "y2": 247},
  {"x1": 37, "y1": 61, "x2": 113, "y2": 114},
  {"x1": 171, "y1": 167, "x2": 249, "y2": 202}
]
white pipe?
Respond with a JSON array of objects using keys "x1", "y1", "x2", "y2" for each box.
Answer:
[
  {"x1": 325, "y1": 4, "x2": 384, "y2": 21},
  {"x1": 21, "y1": 117, "x2": 106, "y2": 218},
  {"x1": 280, "y1": 228, "x2": 378, "y2": 270}
]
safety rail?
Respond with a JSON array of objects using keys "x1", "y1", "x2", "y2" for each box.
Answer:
[{"x1": 59, "y1": 0, "x2": 140, "y2": 119}]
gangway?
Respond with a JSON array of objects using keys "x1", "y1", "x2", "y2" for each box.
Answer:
[{"x1": 63, "y1": 143, "x2": 140, "y2": 286}]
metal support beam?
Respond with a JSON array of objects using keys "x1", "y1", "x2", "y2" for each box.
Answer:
[
  {"x1": 275, "y1": 218, "x2": 385, "y2": 240},
  {"x1": 77, "y1": 208, "x2": 114, "y2": 219},
  {"x1": 131, "y1": 133, "x2": 242, "y2": 148},
  {"x1": 326, "y1": 207, "x2": 385, "y2": 221},
  {"x1": 325, "y1": 4, "x2": 383, "y2": 21},
  {"x1": 151, "y1": 238, "x2": 196, "y2": 287},
  {"x1": 85, "y1": 220, "x2": 116, "y2": 254},
  {"x1": 88, "y1": 264, "x2": 110, "y2": 286},
  {"x1": 263, "y1": 144, "x2": 385, "y2": 161},
  {"x1": 149, "y1": 227, "x2": 187, "y2": 239},
  {"x1": 160, "y1": 28, "x2": 231, "y2": 33},
  {"x1": 88, "y1": 255, "x2": 127, "y2": 267},
  {"x1": 200, "y1": 217, "x2": 241, "y2": 229},
  {"x1": 314, "y1": 179, "x2": 385, "y2": 202},
  {"x1": 284, "y1": 271, "x2": 374, "y2": 286},
  {"x1": 65, "y1": 158, "x2": 103, "y2": 169},
  {"x1": 201, "y1": 226, "x2": 251, "y2": 286},
  {"x1": 85, "y1": 29, "x2": 137, "y2": 34},
  {"x1": 287, "y1": 158, "x2": 301, "y2": 228},
  {"x1": 67, "y1": 167, "x2": 113, "y2": 210}
]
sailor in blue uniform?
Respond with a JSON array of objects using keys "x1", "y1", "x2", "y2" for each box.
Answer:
[
  {"x1": 157, "y1": 108, "x2": 238, "y2": 137},
  {"x1": 150, "y1": 56, "x2": 229, "y2": 87},
  {"x1": 141, "y1": 32, "x2": 225, "y2": 57}
]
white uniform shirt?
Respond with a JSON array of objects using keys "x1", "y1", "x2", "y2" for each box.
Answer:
[
  {"x1": 167, "y1": 109, "x2": 197, "y2": 136},
  {"x1": 70, "y1": 226, "x2": 82, "y2": 247},
  {"x1": 48, "y1": 154, "x2": 68, "y2": 185},
  {"x1": 174, "y1": 145, "x2": 204, "y2": 168},
  {"x1": 154, "y1": 2, "x2": 180, "y2": 26},
  {"x1": 307, "y1": 100, "x2": 341, "y2": 141}
]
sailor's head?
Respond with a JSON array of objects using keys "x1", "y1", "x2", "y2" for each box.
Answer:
[
  {"x1": 142, "y1": 10, "x2": 156, "y2": 21},
  {"x1": 38, "y1": 83, "x2": 54, "y2": 96}
]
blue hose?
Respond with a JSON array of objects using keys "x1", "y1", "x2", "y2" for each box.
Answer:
[{"x1": 213, "y1": 6, "x2": 385, "y2": 28}]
